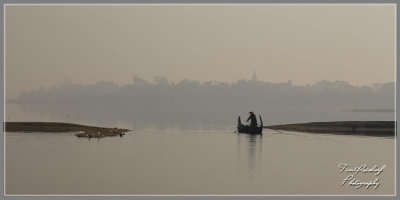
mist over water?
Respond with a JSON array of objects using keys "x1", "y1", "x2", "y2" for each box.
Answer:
[
  {"x1": 7, "y1": 78, "x2": 395, "y2": 127},
  {"x1": 5, "y1": 78, "x2": 395, "y2": 195},
  {"x1": 5, "y1": 4, "x2": 396, "y2": 195}
]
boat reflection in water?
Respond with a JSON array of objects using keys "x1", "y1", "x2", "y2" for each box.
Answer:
[{"x1": 236, "y1": 131, "x2": 263, "y2": 181}]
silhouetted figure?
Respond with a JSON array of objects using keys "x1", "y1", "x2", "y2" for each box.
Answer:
[{"x1": 247, "y1": 111, "x2": 258, "y2": 128}]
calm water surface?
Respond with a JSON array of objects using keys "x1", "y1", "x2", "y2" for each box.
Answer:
[
  {"x1": 6, "y1": 125, "x2": 395, "y2": 195},
  {"x1": 5, "y1": 103, "x2": 395, "y2": 195}
]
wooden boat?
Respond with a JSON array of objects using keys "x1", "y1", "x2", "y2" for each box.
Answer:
[{"x1": 237, "y1": 115, "x2": 263, "y2": 134}]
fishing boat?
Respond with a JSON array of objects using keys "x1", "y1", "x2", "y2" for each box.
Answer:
[{"x1": 237, "y1": 115, "x2": 263, "y2": 134}]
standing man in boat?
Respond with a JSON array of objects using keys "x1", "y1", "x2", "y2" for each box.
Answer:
[{"x1": 247, "y1": 111, "x2": 258, "y2": 128}]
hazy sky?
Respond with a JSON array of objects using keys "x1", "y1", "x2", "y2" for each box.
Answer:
[{"x1": 5, "y1": 4, "x2": 395, "y2": 99}]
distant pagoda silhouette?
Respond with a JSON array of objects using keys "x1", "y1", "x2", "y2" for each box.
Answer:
[{"x1": 251, "y1": 72, "x2": 258, "y2": 82}]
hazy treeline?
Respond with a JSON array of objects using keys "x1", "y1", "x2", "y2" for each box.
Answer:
[
  {"x1": 16, "y1": 76, "x2": 394, "y2": 107},
  {"x1": 13, "y1": 76, "x2": 395, "y2": 125}
]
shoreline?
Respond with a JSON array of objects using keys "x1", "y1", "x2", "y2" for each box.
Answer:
[
  {"x1": 4, "y1": 121, "x2": 396, "y2": 137},
  {"x1": 264, "y1": 121, "x2": 395, "y2": 137},
  {"x1": 4, "y1": 122, "x2": 131, "y2": 138}
]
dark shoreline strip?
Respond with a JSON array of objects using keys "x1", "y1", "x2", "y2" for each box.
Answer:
[
  {"x1": 264, "y1": 121, "x2": 395, "y2": 137},
  {"x1": 4, "y1": 122, "x2": 131, "y2": 138}
]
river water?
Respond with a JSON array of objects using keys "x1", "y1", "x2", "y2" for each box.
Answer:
[{"x1": 4, "y1": 104, "x2": 396, "y2": 195}]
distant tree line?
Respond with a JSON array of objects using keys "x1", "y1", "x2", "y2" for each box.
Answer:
[{"x1": 16, "y1": 76, "x2": 395, "y2": 109}]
